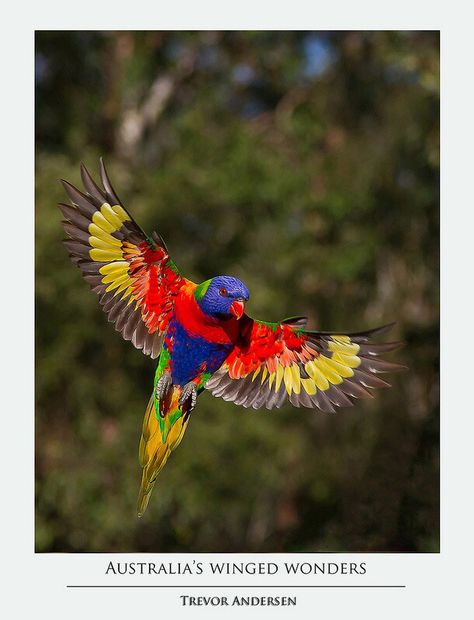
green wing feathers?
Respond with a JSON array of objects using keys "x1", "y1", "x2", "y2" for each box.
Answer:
[{"x1": 137, "y1": 388, "x2": 189, "y2": 517}]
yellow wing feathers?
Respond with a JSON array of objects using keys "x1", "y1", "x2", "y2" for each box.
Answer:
[
  {"x1": 206, "y1": 327, "x2": 404, "y2": 412},
  {"x1": 251, "y1": 336, "x2": 361, "y2": 397},
  {"x1": 89, "y1": 204, "x2": 131, "y2": 261}
]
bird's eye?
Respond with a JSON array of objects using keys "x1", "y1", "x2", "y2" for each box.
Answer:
[{"x1": 219, "y1": 287, "x2": 228, "y2": 297}]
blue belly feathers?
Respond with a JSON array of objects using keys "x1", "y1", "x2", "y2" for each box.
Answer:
[{"x1": 166, "y1": 319, "x2": 233, "y2": 386}]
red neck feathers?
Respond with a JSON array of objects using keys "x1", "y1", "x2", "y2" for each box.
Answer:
[{"x1": 174, "y1": 282, "x2": 241, "y2": 344}]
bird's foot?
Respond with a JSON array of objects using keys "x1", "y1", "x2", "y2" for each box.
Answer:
[
  {"x1": 155, "y1": 373, "x2": 172, "y2": 402},
  {"x1": 179, "y1": 382, "x2": 198, "y2": 413}
]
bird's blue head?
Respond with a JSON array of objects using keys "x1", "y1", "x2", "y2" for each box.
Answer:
[{"x1": 194, "y1": 275, "x2": 250, "y2": 320}]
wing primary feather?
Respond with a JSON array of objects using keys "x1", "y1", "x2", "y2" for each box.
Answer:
[
  {"x1": 58, "y1": 203, "x2": 91, "y2": 230},
  {"x1": 151, "y1": 335, "x2": 163, "y2": 359},
  {"x1": 123, "y1": 312, "x2": 141, "y2": 341},
  {"x1": 62, "y1": 222, "x2": 90, "y2": 244},
  {"x1": 63, "y1": 239, "x2": 90, "y2": 259},
  {"x1": 152, "y1": 230, "x2": 169, "y2": 252},
  {"x1": 324, "y1": 384, "x2": 353, "y2": 408},
  {"x1": 83, "y1": 274, "x2": 103, "y2": 286},
  {"x1": 115, "y1": 304, "x2": 134, "y2": 332},
  {"x1": 133, "y1": 321, "x2": 148, "y2": 350},
  {"x1": 358, "y1": 358, "x2": 407, "y2": 374},
  {"x1": 294, "y1": 389, "x2": 315, "y2": 408},
  {"x1": 80, "y1": 162, "x2": 107, "y2": 203},
  {"x1": 352, "y1": 369, "x2": 392, "y2": 389},
  {"x1": 289, "y1": 392, "x2": 302, "y2": 408},
  {"x1": 339, "y1": 380, "x2": 373, "y2": 400},
  {"x1": 240, "y1": 379, "x2": 264, "y2": 408},
  {"x1": 358, "y1": 341, "x2": 404, "y2": 355},
  {"x1": 99, "y1": 157, "x2": 123, "y2": 206},
  {"x1": 306, "y1": 322, "x2": 396, "y2": 341},
  {"x1": 312, "y1": 390, "x2": 336, "y2": 413},
  {"x1": 61, "y1": 179, "x2": 101, "y2": 213},
  {"x1": 281, "y1": 316, "x2": 308, "y2": 328}
]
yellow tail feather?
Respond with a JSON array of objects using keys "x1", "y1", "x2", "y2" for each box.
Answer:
[{"x1": 137, "y1": 390, "x2": 189, "y2": 517}]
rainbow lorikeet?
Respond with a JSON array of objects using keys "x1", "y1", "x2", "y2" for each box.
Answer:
[{"x1": 59, "y1": 160, "x2": 404, "y2": 516}]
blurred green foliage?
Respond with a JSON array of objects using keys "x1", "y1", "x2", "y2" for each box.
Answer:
[{"x1": 35, "y1": 31, "x2": 439, "y2": 552}]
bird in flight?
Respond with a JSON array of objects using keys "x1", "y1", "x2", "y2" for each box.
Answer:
[{"x1": 59, "y1": 160, "x2": 404, "y2": 516}]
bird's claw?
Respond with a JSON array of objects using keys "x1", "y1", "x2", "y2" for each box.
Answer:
[
  {"x1": 155, "y1": 373, "x2": 172, "y2": 401},
  {"x1": 179, "y1": 382, "x2": 198, "y2": 413}
]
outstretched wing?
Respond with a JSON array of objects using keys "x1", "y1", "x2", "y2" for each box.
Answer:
[
  {"x1": 59, "y1": 159, "x2": 185, "y2": 358},
  {"x1": 205, "y1": 317, "x2": 404, "y2": 412}
]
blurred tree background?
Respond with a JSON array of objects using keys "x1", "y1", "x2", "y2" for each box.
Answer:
[{"x1": 35, "y1": 31, "x2": 439, "y2": 552}]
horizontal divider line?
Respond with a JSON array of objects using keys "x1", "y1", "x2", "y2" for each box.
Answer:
[{"x1": 67, "y1": 584, "x2": 406, "y2": 589}]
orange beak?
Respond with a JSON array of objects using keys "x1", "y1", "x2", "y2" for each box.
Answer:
[{"x1": 230, "y1": 299, "x2": 246, "y2": 320}]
